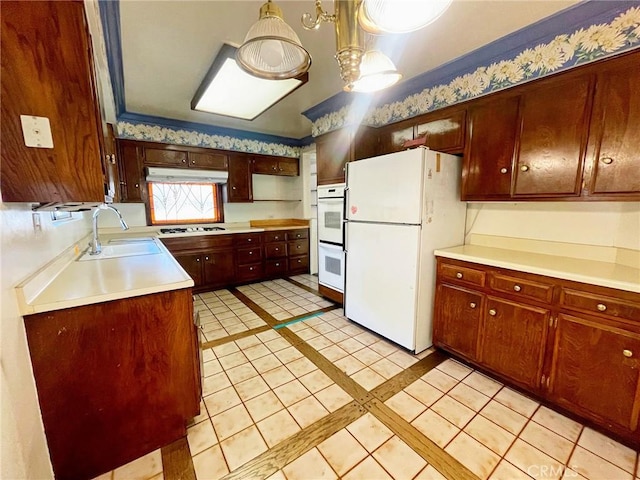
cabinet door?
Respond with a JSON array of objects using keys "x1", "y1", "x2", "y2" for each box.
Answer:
[
  {"x1": 118, "y1": 142, "x2": 146, "y2": 203},
  {"x1": 252, "y1": 156, "x2": 279, "y2": 175},
  {"x1": 188, "y1": 152, "x2": 228, "y2": 170},
  {"x1": 416, "y1": 108, "x2": 466, "y2": 154},
  {"x1": 174, "y1": 253, "x2": 203, "y2": 287},
  {"x1": 433, "y1": 284, "x2": 483, "y2": 360},
  {"x1": 228, "y1": 155, "x2": 253, "y2": 202},
  {"x1": 463, "y1": 96, "x2": 520, "y2": 200},
  {"x1": 144, "y1": 148, "x2": 188, "y2": 167},
  {"x1": 514, "y1": 75, "x2": 593, "y2": 197},
  {"x1": 550, "y1": 314, "x2": 640, "y2": 432},
  {"x1": 587, "y1": 58, "x2": 640, "y2": 196},
  {"x1": 479, "y1": 296, "x2": 549, "y2": 389},
  {"x1": 1, "y1": 1, "x2": 104, "y2": 202},
  {"x1": 203, "y1": 249, "x2": 235, "y2": 288},
  {"x1": 353, "y1": 126, "x2": 380, "y2": 160},
  {"x1": 277, "y1": 158, "x2": 300, "y2": 176},
  {"x1": 377, "y1": 122, "x2": 414, "y2": 155},
  {"x1": 316, "y1": 129, "x2": 352, "y2": 185}
]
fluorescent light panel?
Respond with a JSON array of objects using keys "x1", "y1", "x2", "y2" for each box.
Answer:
[{"x1": 191, "y1": 44, "x2": 307, "y2": 120}]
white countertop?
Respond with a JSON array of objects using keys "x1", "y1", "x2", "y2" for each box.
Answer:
[
  {"x1": 435, "y1": 244, "x2": 640, "y2": 293},
  {"x1": 16, "y1": 235, "x2": 194, "y2": 315}
]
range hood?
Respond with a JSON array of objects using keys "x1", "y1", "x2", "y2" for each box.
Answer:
[{"x1": 145, "y1": 167, "x2": 229, "y2": 184}]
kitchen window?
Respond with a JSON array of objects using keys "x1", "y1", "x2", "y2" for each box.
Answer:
[{"x1": 148, "y1": 182, "x2": 223, "y2": 224}]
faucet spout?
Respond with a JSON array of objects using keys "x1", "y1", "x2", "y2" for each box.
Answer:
[{"x1": 89, "y1": 204, "x2": 129, "y2": 255}]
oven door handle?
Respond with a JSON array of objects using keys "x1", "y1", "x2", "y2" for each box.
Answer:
[{"x1": 342, "y1": 185, "x2": 349, "y2": 248}]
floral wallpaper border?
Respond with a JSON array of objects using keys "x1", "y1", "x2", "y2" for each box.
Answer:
[
  {"x1": 311, "y1": 6, "x2": 640, "y2": 137},
  {"x1": 117, "y1": 121, "x2": 302, "y2": 158}
]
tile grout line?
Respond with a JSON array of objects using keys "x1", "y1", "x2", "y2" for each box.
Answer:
[
  {"x1": 281, "y1": 276, "x2": 322, "y2": 295},
  {"x1": 200, "y1": 325, "x2": 272, "y2": 350}
]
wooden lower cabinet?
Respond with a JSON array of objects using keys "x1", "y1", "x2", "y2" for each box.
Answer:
[
  {"x1": 174, "y1": 252, "x2": 204, "y2": 287},
  {"x1": 433, "y1": 284, "x2": 482, "y2": 360},
  {"x1": 478, "y1": 297, "x2": 549, "y2": 390},
  {"x1": 203, "y1": 248, "x2": 235, "y2": 288},
  {"x1": 24, "y1": 288, "x2": 200, "y2": 480},
  {"x1": 433, "y1": 256, "x2": 640, "y2": 447},
  {"x1": 549, "y1": 313, "x2": 640, "y2": 434}
]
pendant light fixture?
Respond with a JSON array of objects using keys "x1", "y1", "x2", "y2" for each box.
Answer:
[
  {"x1": 236, "y1": 0, "x2": 311, "y2": 80},
  {"x1": 358, "y1": 0, "x2": 453, "y2": 34},
  {"x1": 349, "y1": 50, "x2": 402, "y2": 93}
]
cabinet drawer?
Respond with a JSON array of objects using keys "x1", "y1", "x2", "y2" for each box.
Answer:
[
  {"x1": 288, "y1": 240, "x2": 309, "y2": 256},
  {"x1": 234, "y1": 233, "x2": 262, "y2": 246},
  {"x1": 161, "y1": 235, "x2": 233, "y2": 252},
  {"x1": 266, "y1": 259, "x2": 287, "y2": 276},
  {"x1": 236, "y1": 263, "x2": 263, "y2": 282},
  {"x1": 286, "y1": 229, "x2": 308, "y2": 241},
  {"x1": 439, "y1": 262, "x2": 486, "y2": 287},
  {"x1": 265, "y1": 242, "x2": 286, "y2": 259},
  {"x1": 264, "y1": 231, "x2": 286, "y2": 243},
  {"x1": 289, "y1": 255, "x2": 309, "y2": 272},
  {"x1": 236, "y1": 247, "x2": 262, "y2": 265},
  {"x1": 489, "y1": 273, "x2": 554, "y2": 304},
  {"x1": 560, "y1": 288, "x2": 640, "y2": 322}
]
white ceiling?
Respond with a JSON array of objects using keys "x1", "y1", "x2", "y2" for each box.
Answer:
[{"x1": 120, "y1": 0, "x2": 580, "y2": 139}]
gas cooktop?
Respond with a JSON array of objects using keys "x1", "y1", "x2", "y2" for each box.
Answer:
[{"x1": 160, "y1": 227, "x2": 225, "y2": 234}]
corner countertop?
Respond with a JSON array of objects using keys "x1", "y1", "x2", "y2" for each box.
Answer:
[
  {"x1": 16, "y1": 235, "x2": 194, "y2": 315},
  {"x1": 434, "y1": 244, "x2": 640, "y2": 293}
]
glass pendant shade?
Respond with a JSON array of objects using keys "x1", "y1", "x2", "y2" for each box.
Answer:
[
  {"x1": 349, "y1": 50, "x2": 402, "y2": 93},
  {"x1": 359, "y1": 0, "x2": 452, "y2": 34},
  {"x1": 236, "y1": 1, "x2": 311, "y2": 80}
]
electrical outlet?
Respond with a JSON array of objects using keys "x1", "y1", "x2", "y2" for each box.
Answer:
[{"x1": 20, "y1": 115, "x2": 54, "y2": 148}]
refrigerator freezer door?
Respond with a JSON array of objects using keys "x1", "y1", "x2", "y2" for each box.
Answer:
[
  {"x1": 345, "y1": 221, "x2": 420, "y2": 350},
  {"x1": 346, "y1": 149, "x2": 424, "y2": 224}
]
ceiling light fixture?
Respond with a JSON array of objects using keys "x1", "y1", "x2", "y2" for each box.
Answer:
[{"x1": 237, "y1": 0, "x2": 451, "y2": 93}]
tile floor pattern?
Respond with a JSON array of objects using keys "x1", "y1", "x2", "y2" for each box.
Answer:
[
  {"x1": 288, "y1": 274, "x2": 319, "y2": 290},
  {"x1": 385, "y1": 358, "x2": 640, "y2": 480},
  {"x1": 236, "y1": 279, "x2": 334, "y2": 321},
  {"x1": 94, "y1": 275, "x2": 640, "y2": 480},
  {"x1": 196, "y1": 289, "x2": 267, "y2": 342}
]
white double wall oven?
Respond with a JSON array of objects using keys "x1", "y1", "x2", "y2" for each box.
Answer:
[{"x1": 317, "y1": 184, "x2": 346, "y2": 293}]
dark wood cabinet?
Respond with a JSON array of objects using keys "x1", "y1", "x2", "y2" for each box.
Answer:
[
  {"x1": 316, "y1": 129, "x2": 353, "y2": 185},
  {"x1": 433, "y1": 284, "x2": 482, "y2": 360},
  {"x1": 434, "y1": 256, "x2": 640, "y2": 448},
  {"x1": 378, "y1": 121, "x2": 414, "y2": 155},
  {"x1": 189, "y1": 151, "x2": 228, "y2": 170},
  {"x1": 585, "y1": 56, "x2": 640, "y2": 197},
  {"x1": 416, "y1": 108, "x2": 466, "y2": 154},
  {"x1": 1, "y1": 0, "x2": 105, "y2": 203},
  {"x1": 24, "y1": 288, "x2": 199, "y2": 480},
  {"x1": 513, "y1": 75, "x2": 593, "y2": 197},
  {"x1": 252, "y1": 155, "x2": 299, "y2": 176},
  {"x1": 479, "y1": 297, "x2": 549, "y2": 390},
  {"x1": 463, "y1": 95, "x2": 520, "y2": 200},
  {"x1": 144, "y1": 148, "x2": 188, "y2": 167},
  {"x1": 174, "y1": 253, "x2": 204, "y2": 288},
  {"x1": 203, "y1": 249, "x2": 235, "y2": 288},
  {"x1": 118, "y1": 141, "x2": 146, "y2": 202},
  {"x1": 234, "y1": 233, "x2": 264, "y2": 282},
  {"x1": 228, "y1": 154, "x2": 253, "y2": 202}
]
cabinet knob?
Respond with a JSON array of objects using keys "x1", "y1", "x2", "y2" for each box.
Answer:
[
  {"x1": 623, "y1": 349, "x2": 633, "y2": 358},
  {"x1": 232, "y1": 186, "x2": 237, "y2": 190},
  {"x1": 192, "y1": 160, "x2": 196, "y2": 164},
  {"x1": 272, "y1": 166, "x2": 277, "y2": 170},
  {"x1": 297, "y1": 245, "x2": 301, "y2": 249},
  {"x1": 196, "y1": 258, "x2": 200, "y2": 262},
  {"x1": 134, "y1": 183, "x2": 139, "y2": 188},
  {"x1": 249, "y1": 251, "x2": 253, "y2": 255},
  {"x1": 513, "y1": 285, "x2": 521, "y2": 292},
  {"x1": 275, "y1": 247, "x2": 279, "y2": 251},
  {"x1": 297, "y1": 259, "x2": 302, "y2": 263},
  {"x1": 456, "y1": 272, "x2": 463, "y2": 279},
  {"x1": 205, "y1": 256, "x2": 209, "y2": 260},
  {"x1": 500, "y1": 168, "x2": 508, "y2": 174},
  {"x1": 488, "y1": 309, "x2": 497, "y2": 316},
  {"x1": 520, "y1": 165, "x2": 530, "y2": 172},
  {"x1": 279, "y1": 167, "x2": 283, "y2": 171},
  {"x1": 182, "y1": 159, "x2": 186, "y2": 163},
  {"x1": 249, "y1": 267, "x2": 254, "y2": 271},
  {"x1": 248, "y1": 238, "x2": 252, "y2": 242},
  {"x1": 469, "y1": 302, "x2": 477, "y2": 309},
  {"x1": 276, "y1": 263, "x2": 280, "y2": 266},
  {"x1": 600, "y1": 157, "x2": 614, "y2": 165},
  {"x1": 596, "y1": 303, "x2": 607, "y2": 312}
]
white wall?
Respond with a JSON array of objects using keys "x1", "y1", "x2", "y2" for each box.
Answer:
[
  {"x1": 1, "y1": 203, "x2": 93, "y2": 479},
  {"x1": 465, "y1": 202, "x2": 640, "y2": 250}
]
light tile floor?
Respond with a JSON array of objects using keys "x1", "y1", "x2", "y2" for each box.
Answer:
[
  {"x1": 289, "y1": 274, "x2": 319, "y2": 290},
  {"x1": 95, "y1": 275, "x2": 640, "y2": 480}
]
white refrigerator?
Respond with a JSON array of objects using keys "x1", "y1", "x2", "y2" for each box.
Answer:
[{"x1": 344, "y1": 148, "x2": 466, "y2": 353}]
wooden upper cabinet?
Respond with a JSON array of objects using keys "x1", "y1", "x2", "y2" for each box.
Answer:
[
  {"x1": 462, "y1": 95, "x2": 520, "y2": 200},
  {"x1": 550, "y1": 313, "x2": 640, "y2": 432},
  {"x1": 416, "y1": 108, "x2": 466, "y2": 154},
  {"x1": 316, "y1": 129, "x2": 353, "y2": 185},
  {"x1": 378, "y1": 121, "x2": 414, "y2": 155},
  {"x1": 585, "y1": 55, "x2": 640, "y2": 196},
  {"x1": 144, "y1": 148, "x2": 188, "y2": 167},
  {"x1": 117, "y1": 141, "x2": 146, "y2": 203},
  {"x1": 353, "y1": 126, "x2": 379, "y2": 160},
  {"x1": 513, "y1": 74, "x2": 593, "y2": 197},
  {"x1": 227, "y1": 154, "x2": 253, "y2": 202},
  {"x1": 1, "y1": 0, "x2": 105, "y2": 203},
  {"x1": 188, "y1": 151, "x2": 228, "y2": 170},
  {"x1": 252, "y1": 155, "x2": 299, "y2": 176}
]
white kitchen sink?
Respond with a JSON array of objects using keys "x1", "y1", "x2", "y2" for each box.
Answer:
[{"x1": 78, "y1": 238, "x2": 161, "y2": 261}]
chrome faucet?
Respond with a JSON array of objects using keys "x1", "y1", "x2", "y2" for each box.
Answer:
[{"x1": 89, "y1": 204, "x2": 129, "y2": 255}]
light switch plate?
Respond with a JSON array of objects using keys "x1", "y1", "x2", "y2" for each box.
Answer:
[{"x1": 20, "y1": 115, "x2": 54, "y2": 148}]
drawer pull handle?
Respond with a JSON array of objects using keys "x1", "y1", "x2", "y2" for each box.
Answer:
[
  {"x1": 297, "y1": 245, "x2": 301, "y2": 249},
  {"x1": 205, "y1": 256, "x2": 209, "y2": 260},
  {"x1": 600, "y1": 157, "x2": 614, "y2": 165},
  {"x1": 248, "y1": 238, "x2": 252, "y2": 242},
  {"x1": 182, "y1": 159, "x2": 186, "y2": 163},
  {"x1": 513, "y1": 285, "x2": 521, "y2": 292},
  {"x1": 249, "y1": 251, "x2": 253, "y2": 255},
  {"x1": 275, "y1": 263, "x2": 280, "y2": 266},
  {"x1": 500, "y1": 167, "x2": 508, "y2": 174},
  {"x1": 196, "y1": 258, "x2": 200, "y2": 262},
  {"x1": 456, "y1": 272, "x2": 463, "y2": 279},
  {"x1": 596, "y1": 303, "x2": 607, "y2": 312},
  {"x1": 134, "y1": 183, "x2": 139, "y2": 188},
  {"x1": 249, "y1": 267, "x2": 254, "y2": 271},
  {"x1": 488, "y1": 309, "x2": 497, "y2": 316},
  {"x1": 192, "y1": 160, "x2": 196, "y2": 164},
  {"x1": 520, "y1": 165, "x2": 529, "y2": 172},
  {"x1": 469, "y1": 302, "x2": 476, "y2": 309},
  {"x1": 623, "y1": 349, "x2": 633, "y2": 358},
  {"x1": 275, "y1": 248, "x2": 279, "y2": 251}
]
